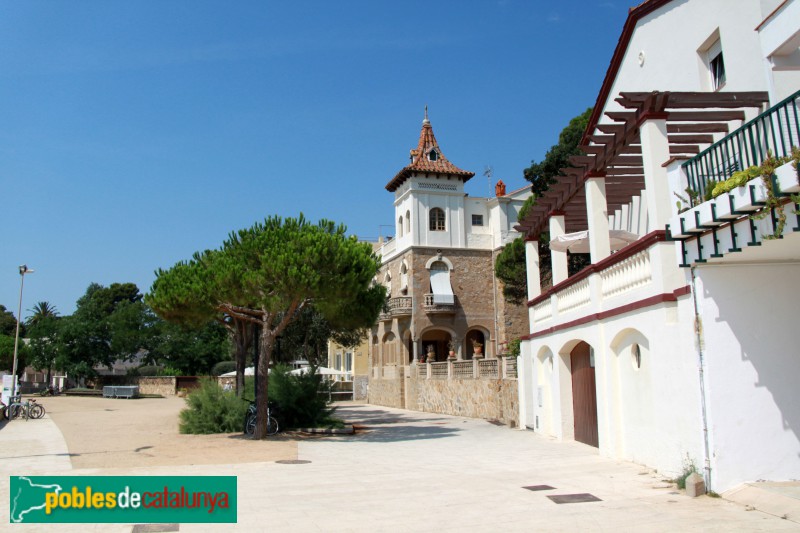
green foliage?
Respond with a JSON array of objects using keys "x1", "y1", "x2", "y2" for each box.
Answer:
[
  {"x1": 0, "y1": 304, "x2": 23, "y2": 338},
  {"x1": 267, "y1": 364, "x2": 336, "y2": 429},
  {"x1": 517, "y1": 195, "x2": 537, "y2": 224},
  {"x1": 179, "y1": 378, "x2": 249, "y2": 434},
  {"x1": 494, "y1": 237, "x2": 528, "y2": 305},
  {"x1": 133, "y1": 365, "x2": 161, "y2": 376},
  {"x1": 507, "y1": 338, "x2": 521, "y2": 358},
  {"x1": 523, "y1": 108, "x2": 592, "y2": 197},
  {"x1": 211, "y1": 361, "x2": 237, "y2": 376},
  {"x1": 26, "y1": 316, "x2": 60, "y2": 377},
  {"x1": 26, "y1": 302, "x2": 59, "y2": 327},
  {"x1": 157, "y1": 366, "x2": 183, "y2": 376},
  {"x1": 0, "y1": 334, "x2": 28, "y2": 376},
  {"x1": 673, "y1": 456, "x2": 698, "y2": 490},
  {"x1": 710, "y1": 165, "x2": 761, "y2": 199}
]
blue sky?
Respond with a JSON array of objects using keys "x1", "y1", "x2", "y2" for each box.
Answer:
[{"x1": 1, "y1": 1, "x2": 629, "y2": 317}]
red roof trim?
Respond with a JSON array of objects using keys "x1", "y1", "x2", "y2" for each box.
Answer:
[
  {"x1": 527, "y1": 230, "x2": 667, "y2": 308},
  {"x1": 581, "y1": 0, "x2": 675, "y2": 146},
  {"x1": 520, "y1": 284, "x2": 691, "y2": 340}
]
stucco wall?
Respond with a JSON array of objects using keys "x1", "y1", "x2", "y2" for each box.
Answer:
[
  {"x1": 410, "y1": 377, "x2": 518, "y2": 427},
  {"x1": 699, "y1": 262, "x2": 800, "y2": 491},
  {"x1": 368, "y1": 377, "x2": 403, "y2": 409}
]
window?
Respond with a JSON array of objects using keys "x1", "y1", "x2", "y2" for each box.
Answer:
[
  {"x1": 398, "y1": 216, "x2": 403, "y2": 237},
  {"x1": 400, "y1": 262, "x2": 409, "y2": 294},
  {"x1": 345, "y1": 352, "x2": 353, "y2": 373},
  {"x1": 471, "y1": 214, "x2": 484, "y2": 226},
  {"x1": 428, "y1": 149, "x2": 439, "y2": 161},
  {"x1": 429, "y1": 208, "x2": 446, "y2": 231},
  {"x1": 705, "y1": 37, "x2": 726, "y2": 91},
  {"x1": 429, "y1": 260, "x2": 454, "y2": 304},
  {"x1": 405, "y1": 210, "x2": 411, "y2": 234}
]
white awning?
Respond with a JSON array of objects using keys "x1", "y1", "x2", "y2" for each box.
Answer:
[
  {"x1": 549, "y1": 230, "x2": 640, "y2": 254},
  {"x1": 430, "y1": 269, "x2": 454, "y2": 304}
]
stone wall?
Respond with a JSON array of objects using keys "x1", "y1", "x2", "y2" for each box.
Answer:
[
  {"x1": 410, "y1": 377, "x2": 518, "y2": 427},
  {"x1": 367, "y1": 377, "x2": 404, "y2": 409},
  {"x1": 137, "y1": 376, "x2": 177, "y2": 396},
  {"x1": 353, "y1": 375, "x2": 369, "y2": 401}
]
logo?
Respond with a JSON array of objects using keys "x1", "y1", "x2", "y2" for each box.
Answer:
[{"x1": 9, "y1": 476, "x2": 236, "y2": 524}]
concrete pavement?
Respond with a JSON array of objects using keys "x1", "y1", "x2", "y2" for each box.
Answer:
[{"x1": 2, "y1": 403, "x2": 799, "y2": 531}]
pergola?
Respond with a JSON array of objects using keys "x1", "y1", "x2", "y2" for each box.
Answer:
[{"x1": 514, "y1": 91, "x2": 770, "y2": 239}]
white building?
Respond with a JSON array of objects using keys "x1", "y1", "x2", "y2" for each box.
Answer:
[{"x1": 516, "y1": 0, "x2": 800, "y2": 492}]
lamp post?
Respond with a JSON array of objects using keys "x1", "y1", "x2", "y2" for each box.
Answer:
[{"x1": 11, "y1": 264, "x2": 34, "y2": 400}]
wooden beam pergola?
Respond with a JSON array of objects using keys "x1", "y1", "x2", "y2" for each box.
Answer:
[{"x1": 514, "y1": 90, "x2": 769, "y2": 237}]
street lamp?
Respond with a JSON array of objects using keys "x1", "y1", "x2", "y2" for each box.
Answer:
[{"x1": 11, "y1": 264, "x2": 34, "y2": 400}]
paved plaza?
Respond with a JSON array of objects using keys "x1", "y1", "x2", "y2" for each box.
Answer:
[{"x1": 2, "y1": 399, "x2": 799, "y2": 532}]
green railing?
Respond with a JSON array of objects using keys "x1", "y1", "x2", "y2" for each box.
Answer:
[{"x1": 683, "y1": 89, "x2": 800, "y2": 202}]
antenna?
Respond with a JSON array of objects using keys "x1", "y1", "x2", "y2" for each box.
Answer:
[{"x1": 484, "y1": 166, "x2": 493, "y2": 197}]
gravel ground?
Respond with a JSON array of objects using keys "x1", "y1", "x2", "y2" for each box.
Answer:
[{"x1": 35, "y1": 395, "x2": 297, "y2": 469}]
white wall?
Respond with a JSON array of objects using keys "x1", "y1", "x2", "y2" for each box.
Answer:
[
  {"x1": 521, "y1": 297, "x2": 704, "y2": 478},
  {"x1": 698, "y1": 262, "x2": 800, "y2": 491},
  {"x1": 602, "y1": 0, "x2": 777, "y2": 126}
]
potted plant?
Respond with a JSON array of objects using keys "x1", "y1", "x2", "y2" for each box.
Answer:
[
  {"x1": 426, "y1": 345, "x2": 436, "y2": 363},
  {"x1": 447, "y1": 340, "x2": 457, "y2": 360},
  {"x1": 471, "y1": 339, "x2": 483, "y2": 359}
]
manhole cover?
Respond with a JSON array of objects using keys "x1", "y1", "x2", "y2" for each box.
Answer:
[
  {"x1": 547, "y1": 493, "x2": 602, "y2": 504},
  {"x1": 523, "y1": 485, "x2": 555, "y2": 491},
  {"x1": 275, "y1": 460, "x2": 311, "y2": 464}
]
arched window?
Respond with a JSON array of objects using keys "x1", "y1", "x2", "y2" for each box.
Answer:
[
  {"x1": 398, "y1": 216, "x2": 403, "y2": 237},
  {"x1": 383, "y1": 271, "x2": 392, "y2": 296},
  {"x1": 428, "y1": 149, "x2": 439, "y2": 161},
  {"x1": 405, "y1": 210, "x2": 411, "y2": 234},
  {"x1": 429, "y1": 208, "x2": 446, "y2": 231},
  {"x1": 400, "y1": 262, "x2": 409, "y2": 294}
]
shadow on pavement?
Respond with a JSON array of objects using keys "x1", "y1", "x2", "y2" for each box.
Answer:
[{"x1": 335, "y1": 406, "x2": 461, "y2": 443}]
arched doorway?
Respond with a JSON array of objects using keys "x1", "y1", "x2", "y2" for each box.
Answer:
[
  {"x1": 420, "y1": 330, "x2": 452, "y2": 363},
  {"x1": 465, "y1": 330, "x2": 486, "y2": 360},
  {"x1": 570, "y1": 341, "x2": 598, "y2": 448}
]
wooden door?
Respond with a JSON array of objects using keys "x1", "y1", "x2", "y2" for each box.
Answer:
[{"x1": 571, "y1": 342, "x2": 598, "y2": 447}]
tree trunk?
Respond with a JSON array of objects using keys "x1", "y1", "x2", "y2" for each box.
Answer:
[
  {"x1": 231, "y1": 319, "x2": 252, "y2": 398},
  {"x1": 254, "y1": 325, "x2": 274, "y2": 439}
]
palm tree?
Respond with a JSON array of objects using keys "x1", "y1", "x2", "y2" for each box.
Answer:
[{"x1": 27, "y1": 301, "x2": 59, "y2": 327}]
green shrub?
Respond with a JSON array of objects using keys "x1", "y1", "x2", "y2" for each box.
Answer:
[
  {"x1": 157, "y1": 366, "x2": 182, "y2": 377},
  {"x1": 136, "y1": 365, "x2": 161, "y2": 377},
  {"x1": 211, "y1": 361, "x2": 236, "y2": 376},
  {"x1": 508, "y1": 338, "x2": 521, "y2": 358},
  {"x1": 710, "y1": 165, "x2": 761, "y2": 199},
  {"x1": 179, "y1": 378, "x2": 248, "y2": 434},
  {"x1": 267, "y1": 364, "x2": 337, "y2": 429}
]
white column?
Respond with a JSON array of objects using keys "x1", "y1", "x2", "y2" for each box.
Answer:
[
  {"x1": 524, "y1": 239, "x2": 541, "y2": 301},
  {"x1": 585, "y1": 175, "x2": 611, "y2": 263},
  {"x1": 549, "y1": 213, "x2": 569, "y2": 284},
  {"x1": 640, "y1": 118, "x2": 673, "y2": 229}
]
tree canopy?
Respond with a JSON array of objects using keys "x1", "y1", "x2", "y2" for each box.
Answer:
[{"x1": 149, "y1": 214, "x2": 385, "y2": 438}]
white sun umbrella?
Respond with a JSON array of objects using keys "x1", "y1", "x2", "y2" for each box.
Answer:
[
  {"x1": 549, "y1": 230, "x2": 640, "y2": 254},
  {"x1": 289, "y1": 366, "x2": 348, "y2": 376}
]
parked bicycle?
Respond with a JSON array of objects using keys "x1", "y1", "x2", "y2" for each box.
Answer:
[
  {"x1": 243, "y1": 398, "x2": 279, "y2": 436},
  {"x1": 6, "y1": 396, "x2": 45, "y2": 420}
]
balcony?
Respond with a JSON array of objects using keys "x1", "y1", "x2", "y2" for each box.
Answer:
[
  {"x1": 423, "y1": 294, "x2": 455, "y2": 314},
  {"x1": 415, "y1": 358, "x2": 517, "y2": 381},
  {"x1": 379, "y1": 296, "x2": 413, "y2": 321},
  {"x1": 669, "y1": 90, "x2": 800, "y2": 266},
  {"x1": 528, "y1": 231, "x2": 683, "y2": 337}
]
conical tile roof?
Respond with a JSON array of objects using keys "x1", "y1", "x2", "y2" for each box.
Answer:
[{"x1": 386, "y1": 111, "x2": 474, "y2": 192}]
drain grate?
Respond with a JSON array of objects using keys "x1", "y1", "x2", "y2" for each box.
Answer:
[
  {"x1": 275, "y1": 459, "x2": 311, "y2": 464},
  {"x1": 132, "y1": 524, "x2": 179, "y2": 533},
  {"x1": 547, "y1": 493, "x2": 602, "y2": 504},
  {"x1": 523, "y1": 485, "x2": 555, "y2": 491}
]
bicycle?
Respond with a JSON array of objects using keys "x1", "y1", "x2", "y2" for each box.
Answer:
[
  {"x1": 6, "y1": 396, "x2": 45, "y2": 420},
  {"x1": 243, "y1": 399, "x2": 279, "y2": 436}
]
